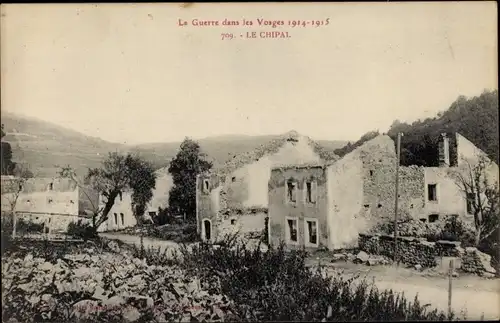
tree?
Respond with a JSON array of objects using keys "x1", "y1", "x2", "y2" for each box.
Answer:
[
  {"x1": 386, "y1": 90, "x2": 498, "y2": 166},
  {"x1": 60, "y1": 152, "x2": 157, "y2": 232},
  {"x1": 1, "y1": 165, "x2": 35, "y2": 237},
  {"x1": 168, "y1": 138, "x2": 212, "y2": 221},
  {"x1": 127, "y1": 157, "x2": 156, "y2": 222},
  {"x1": 1, "y1": 124, "x2": 16, "y2": 175},
  {"x1": 449, "y1": 154, "x2": 500, "y2": 246}
]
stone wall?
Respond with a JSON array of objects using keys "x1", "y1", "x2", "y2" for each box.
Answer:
[
  {"x1": 358, "y1": 233, "x2": 496, "y2": 276},
  {"x1": 359, "y1": 233, "x2": 461, "y2": 267},
  {"x1": 268, "y1": 165, "x2": 329, "y2": 250}
]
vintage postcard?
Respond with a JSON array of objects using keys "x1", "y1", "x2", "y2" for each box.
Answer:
[{"x1": 1, "y1": 2, "x2": 498, "y2": 322}]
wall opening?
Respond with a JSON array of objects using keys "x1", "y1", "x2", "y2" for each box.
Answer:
[
  {"x1": 231, "y1": 218, "x2": 236, "y2": 225},
  {"x1": 370, "y1": 170, "x2": 374, "y2": 177},
  {"x1": 231, "y1": 176, "x2": 236, "y2": 182},
  {"x1": 114, "y1": 213, "x2": 118, "y2": 225},
  {"x1": 286, "y1": 180, "x2": 297, "y2": 203},
  {"x1": 203, "y1": 219, "x2": 212, "y2": 241},
  {"x1": 120, "y1": 213, "x2": 124, "y2": 226},
  {"x1": 305, "y1": 180, "x2": 316, "y2": 203},
  {"x1": 286, "y1": 217, "x2": 298, "y2": 243},
  {"x1": 305, "y1": 218, "x2": 318, "y2": 246},
  {"x1": 427, "y1": 184, "x2": 437, "y2": 201},
  {"x1": 428, "y1": 214, "x2": 439, "y2": 223},
  {"x1": 203, "y1": 179, "x2": 210, "y2": 193},
  {"x1": 48, "y1": 182, "x2": 53, "y2": 191},
  {"x1": 420, "y1": 218, "x2": 427, "y2": 223}
]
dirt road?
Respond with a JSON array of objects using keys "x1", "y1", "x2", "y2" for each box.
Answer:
[{"x1": 102, "y1": 233, "x2": 499, "y2": 320}]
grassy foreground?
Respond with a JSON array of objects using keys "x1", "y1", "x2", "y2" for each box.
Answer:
[{"x1": 1, "y1": 236, "x2": 455, "y2": 322}]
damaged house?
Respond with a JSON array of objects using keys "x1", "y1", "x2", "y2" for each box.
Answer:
[
  {"x1": 195, "y1": 130, "x2": 339, "y2": 242},
  {"x1": 268, "y1": 132, "x2": 499, "y2": 250}
]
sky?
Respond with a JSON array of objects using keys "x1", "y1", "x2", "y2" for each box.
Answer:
[{"x1": 1, "y1": 2, "x2": 497, "y2": 145}]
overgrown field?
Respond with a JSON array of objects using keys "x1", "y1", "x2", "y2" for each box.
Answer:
[{"x1": 1, "y1": 236, "x2": 456, "y2": 322}]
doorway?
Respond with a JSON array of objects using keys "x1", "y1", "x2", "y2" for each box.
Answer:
[{"x1": 203, "y1": 219, "x2": 212, "y2": 241}]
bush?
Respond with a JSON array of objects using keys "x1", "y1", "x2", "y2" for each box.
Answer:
[
  {"x1": 370, "y1": 216, "x2": 441, "y2": 238},
  {"x1": 427, "y1": 216, "x2": 476, "y2": 247},
  {"x1": 66, "y1": 220, "x2": 98, "y2": 241},
  {"x1": 370, "y1": 215, "x2": 476, "y2": 247},
  {"x1": 178, "y1": 238, "x2": 452, "y2": 321}
]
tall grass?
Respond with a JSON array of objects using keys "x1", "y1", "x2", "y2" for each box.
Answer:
[{"x1": 168, "y1": 238, "x2": 452, "y2": 321}]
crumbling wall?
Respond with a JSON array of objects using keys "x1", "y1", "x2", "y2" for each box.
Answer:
[
  {"x1": 217, "y1": 210, "x2": 267, "y2": 242},
  {"x1": 268, "y1": 166, "x2": 328, "y2": 250},
  {"x1": 196, "y1": 173, "x2": 221, "y2": 239},
  {"x1": 358, "y1": 233, "x2": 496, "y2": 275},
  {"x1": 222, "y1": 137, "x2": 324, "y2": 209},
  {"x1": 327, "y1": 147, "x2": 365, "y2": 249},
  {"x1": 461, "y1": 247, "x2": 497, "y2": 277},
  {"x1": 424, "y1": 167, "x2": 468, "y2": 219}
]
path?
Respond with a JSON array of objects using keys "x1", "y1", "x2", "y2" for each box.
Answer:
[
  {"x1": 316, "y1": 261, "x2": 500, "y2": 320},
  {"x1": 103, "y1": 233, "x2": 499, "y2": 320},
  {"x1": 99, "y1": 232, "x2": 187, "y2": 257}
]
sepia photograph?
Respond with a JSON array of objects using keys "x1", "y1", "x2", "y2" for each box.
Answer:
[{"x1": 1, "y1": 2, "x2": 498, "y2": 322}]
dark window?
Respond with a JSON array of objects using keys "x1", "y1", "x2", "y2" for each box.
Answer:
[
  {"x1": 48, "y1": 183, "x2": 53, "y2": 191},
  {"x1": 114, "y1": 213, "x2": 118, "y2": 225},
  {"x1": 466, "y1": 193, "x2": 475, "y2": 214},
  {"x1": 377, "y1": 204, "x2": 382, "y2": 208},
  {"x1": 428, "y1": 214, "x2": 439, "y2": 223},
  {"x1": 231, "y1": 176, "x2": 236, "y2": 182},
  {"x1": 287, "y1": 181, "x2": 297, "y2": 203},
  {"x1": 120, "y1": 213, "x2": 124, "y2": 225},
  {"x1": 287, "y1": 219, "x2": 297, "y2": 242},
  {"x1": 370, "y1": 170, "x2": 374, "y2": 177},
  {"x1": 428, "y1": 184, "x2": 437, "y2": 201},
  {"x1": 306, "y1": 220, "x2": 318, "y2": 245},
  {"x1": 203, "y1": 220, "x2": 211, "y2": 240},
  {"x1": 203, "y1": 179, "x2": 210, "y2": 193},
  {"x1": 305, "y1": 181, "x2": 316, "y2": 203},
  {"x1": 231, "y1": 219, "x2": 236, "y2": 225},
  {"x1": 420, "y1": 218, "x2": 427, "y2": 223}
]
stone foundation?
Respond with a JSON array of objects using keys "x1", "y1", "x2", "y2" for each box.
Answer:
[{"x1": 358, "y1": 233, "x2": 496, "y2": 276}]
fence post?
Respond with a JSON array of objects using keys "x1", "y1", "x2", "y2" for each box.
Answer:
[
  {"x1": 12, "y1": 211, "x2": 17, "y2": 239},
  {"x1": 448, "y1": 259, "x2": 454, "y2": 320}
]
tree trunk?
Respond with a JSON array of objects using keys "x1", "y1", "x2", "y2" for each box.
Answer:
[
  {"x1": 474, "y1": 227, "x2": 482, "y2": 247},
  {"x1": 94, "y1": 191, "x2": 119, "y2": 230}
]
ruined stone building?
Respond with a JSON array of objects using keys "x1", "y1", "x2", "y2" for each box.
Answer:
[
  {"x1": 267, "y1": 132, "x2": 498, "y2": 250},
  {"x1": 195, "y1": 131, "x2": 339, "y2": 242},
  {"x1": 1, "y1": 177, "x2": 81, "y2": 232}
]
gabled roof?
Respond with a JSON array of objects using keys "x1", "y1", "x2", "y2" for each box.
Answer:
[{"x1": 215, "y1": 130, "x2": 339, "y2": 175}]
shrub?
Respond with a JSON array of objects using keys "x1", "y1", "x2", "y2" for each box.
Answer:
[
  {"x1": 178, "y1": 237, "x2": 452, "y2": 321},
  {"x1": 427, "y1": 216, "x2": 476, "y2": 247},
  {"x1": 370, "y1": 216, "x2": 442, "y2": 238},
  {"x1": 66, "y1": 220, "x2": 98, "y2": 241}
]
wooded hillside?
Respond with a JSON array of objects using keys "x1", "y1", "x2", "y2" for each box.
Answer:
[{"x1": 335, "y1": 90, "x2": 499, "y2": 166}]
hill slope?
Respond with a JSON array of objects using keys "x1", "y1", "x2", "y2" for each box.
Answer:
[
  {"x1": 1, "y1": 112, "x2": 347, "y2": 178},
  {"x1": 334, "y1": 90, "x2": 499, "y2": 166}
]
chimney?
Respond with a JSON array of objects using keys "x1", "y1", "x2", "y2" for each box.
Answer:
[{"x1": 438, "y1": 133, "x2": 450, "y2": 167}]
